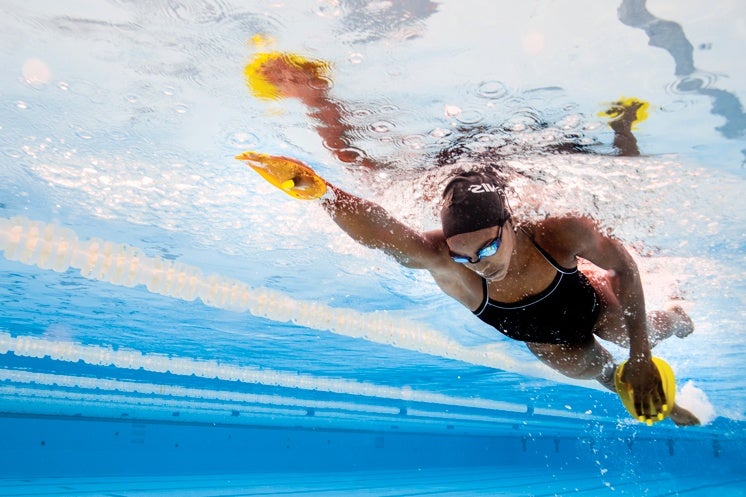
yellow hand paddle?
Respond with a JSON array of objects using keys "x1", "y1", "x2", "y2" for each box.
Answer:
[
  {"x1": 236, "y1": 151, "x2": 327, "y2": 200},
  {"x1": 614, "y1": 357, "x2": 676, "y2": 425}
]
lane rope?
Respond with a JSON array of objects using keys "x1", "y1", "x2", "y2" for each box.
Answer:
[{"x1": 0, "y1": 215, "x2": 573, "y2": 386}]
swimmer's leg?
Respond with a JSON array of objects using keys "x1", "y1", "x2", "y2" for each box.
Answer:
[
  {"x1": 596, "y1": 304, "x2": 694, "y2": 348},
  {"x1": 647, "y1": 304, "x2": 694, "y2": 347},
  {"x1": 526, "y1": 340, "x2": 700, "y2": 426},
  {"x1": 668, "y1": 404, "x2": 700, "y2": 426},
  {"x1": 584, "y1": 268, "x2": 694, "y2": 348},
  {"x1": 526, "y1": 339, "x2": 615, "y2": 388}
]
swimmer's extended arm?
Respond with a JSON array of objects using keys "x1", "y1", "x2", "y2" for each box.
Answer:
[
  {"x1": 236, "y1": 151, "x2": 443, "y2": 269},
  {"x1": 321, "y1": 184, "x2": 443, "y2": 269},
  {"x1": 548, "y1": 217, "x2": 662, "y2": 415}
]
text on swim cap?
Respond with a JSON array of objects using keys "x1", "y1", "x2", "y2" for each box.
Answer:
[{"x1": 468, "y1": 183, "x2": 500, "y2": 193}]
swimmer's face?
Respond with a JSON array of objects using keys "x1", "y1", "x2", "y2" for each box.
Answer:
[{"x1": 446, "y1": 221, "x2": 514, "y2": 282}]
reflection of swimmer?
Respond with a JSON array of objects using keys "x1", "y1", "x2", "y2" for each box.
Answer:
[
  {"x1": 600, "y1": 96, "x2": 649, "y2": 157},
  {"x1": 240, "y1": 53, "x2": 700, "y2": 426}
]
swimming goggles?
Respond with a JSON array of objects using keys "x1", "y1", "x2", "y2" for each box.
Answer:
[{"x1": 449, "y1": 228, "x2": 502, "y2": 264}]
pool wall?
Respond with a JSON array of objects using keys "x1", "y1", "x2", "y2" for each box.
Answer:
[{"x1": 1, "y1": 415, "x2": 743, "y2": 479}]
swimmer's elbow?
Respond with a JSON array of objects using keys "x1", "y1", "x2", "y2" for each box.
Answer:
[{"x1": 604, "y1": 252, "x2": 642, "y2": 289}]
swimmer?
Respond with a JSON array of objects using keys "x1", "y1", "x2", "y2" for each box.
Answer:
[{"x1": 240, "y1": 52, "x2": 700, "y2": 426}]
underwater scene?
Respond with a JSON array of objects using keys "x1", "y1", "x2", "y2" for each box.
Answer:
[{"x1": 1, "y1": 0, "x2": 745, "y2": 495}]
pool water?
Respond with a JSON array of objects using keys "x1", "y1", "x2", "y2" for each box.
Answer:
[{"x1": 1, "y1": 0, "x2": 745, "y2": 495}]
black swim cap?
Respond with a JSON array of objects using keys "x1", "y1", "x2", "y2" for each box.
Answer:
[{"x1": 440, "y1": 170, "x2": 510, "y2": 238}]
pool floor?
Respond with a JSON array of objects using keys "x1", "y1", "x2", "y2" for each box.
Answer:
[{"x1": 2, "y1": 467, "x2": 745, "y2": 497}]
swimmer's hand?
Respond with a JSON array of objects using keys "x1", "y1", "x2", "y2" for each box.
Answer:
[
  {"x1": 236, "y1": 151, "x2": 327, "y2": 200},
  {"x1": 620, "y1": 357, "x2": 667, "y2": 424}
]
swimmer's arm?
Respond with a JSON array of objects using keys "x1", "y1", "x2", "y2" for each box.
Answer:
[
  {"x1": 236, "y1": 151, "x2": 440, "y2": 268},
  {"x1": 320, "y1": 185, "x2": 483, "y2": 307},
  {"x1": 558, "y1": 216, "x2": 651, "y2": 359},
  {"x1": 321, "y1": 184, "x2": 445, "y2": 270},
  {"x1": 553, "y1": 216, "x2": 668, "y2": 414}
]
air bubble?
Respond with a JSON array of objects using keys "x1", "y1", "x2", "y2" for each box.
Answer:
[
  {"x1": 370, "y1": 120, "x2": 395, "y2": 133},
  {"x1": 504, "y1": 97, "x2": 526, "y2": 108},
  {"x1": 429, "y1": 128, "x2": 451, "y2": 138},
  {"x1": 402, "y1": 134, "x2": 426, "y2": 150},
  {"x1": 556, "y1": 114, "x2": 582, "y2": 130},
  {"x1": 667, "y1": 72, "x2": 717, "y2": 94},
  {"x1": 110, "y1": 131, "x2": 129, "y2": 142},
  {"x1": 444, "y1": 104, "x2": 461, "y2": 118},
  {"x1": 456, "y1": 109, "x2": 483, "y2": 125},
  {"x1": 472, "y1": 132, "x2": 492, "y2": 142},
  {"x1": 477, "y1": 80, "x2": 508, "y2": 99},
  {"x1": 378, "y1": 104, "x2": 399, "y2": 113},
  {"x1": 352, "y1": 108, "x2": 374, "y2": 118},
  {"x1": 226, "y1": 131, "x2": 260, "y2": 149}
]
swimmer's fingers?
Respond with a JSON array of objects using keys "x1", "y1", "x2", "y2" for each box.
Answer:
[
  {"x1": 655, "y1": 378, "x2": 668, "y2": 419},
  {"x1": 624, "y1": 364, "x2": 661, "y2": 422},
  {"x1": 633, "y1": 392, "x2": 654, "y2": 424},
  {"x1": 648, "y1": 366, "x2": 667, "y2": 418},
  {"x1": 635, "y1": 381, "x2": 667, "y2": 424},
  {"x1": 633, "y1": 389, "x2": 646, "y2": 421}
]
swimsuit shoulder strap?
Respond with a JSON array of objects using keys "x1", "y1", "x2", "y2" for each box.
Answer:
[
  {"x1": 473, "y1": 277, "x2": 490, "y2": 316},
  {"x1": 520, "y1": 227, "x2": 577, "y2": 274}
]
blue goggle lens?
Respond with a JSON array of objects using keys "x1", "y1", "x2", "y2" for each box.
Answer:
[{"x1": 450, "y1": 237, "x2": 501, "y2": 264}]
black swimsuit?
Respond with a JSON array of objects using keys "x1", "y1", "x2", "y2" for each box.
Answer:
[{"x1": 472, "y1": 232, "x2": 601, "y2": 345}]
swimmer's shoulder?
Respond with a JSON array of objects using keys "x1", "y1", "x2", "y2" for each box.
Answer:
[
  {"x1": 423, "y1": 228, "x2": 446, "y2": 244},
  {"x1": 422, "y1": 228, "x2": 483, "y2": 301},
  {"x1": 521, "y1": 215, "x2": 600, "y2": 262},
  {"x1": 422, "y1": 229, "x2": 452, "y2": 264}
]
